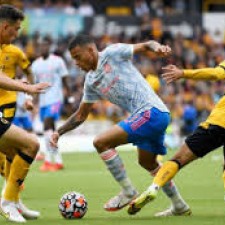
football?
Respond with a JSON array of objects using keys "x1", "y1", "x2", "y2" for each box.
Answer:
[{"x1": 59, "y1": 191, "x2": 88, "y2": 219}]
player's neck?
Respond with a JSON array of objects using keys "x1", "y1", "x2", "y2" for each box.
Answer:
[
  {"x1": 92, "y1": 52, "x2": 99, "y2": 71},
  {"x1": 42, "y1": 53, "x2": 50, "y2": 59}
]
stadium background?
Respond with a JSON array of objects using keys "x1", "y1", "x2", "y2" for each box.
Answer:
[
  {"x1": 0, "y1": 1, "x2": 225, "y2": 224},
  {"x1": 1, "y1": 0, "x2": 224, "y2": 152}
]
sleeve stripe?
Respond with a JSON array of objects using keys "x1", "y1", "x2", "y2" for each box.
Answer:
[{"x1": 218, "y1": 65, "x2": 225, "y2": 71}]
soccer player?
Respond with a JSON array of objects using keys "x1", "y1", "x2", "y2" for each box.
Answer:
[
  {"x1": 0, "y1": 4, "x2": 41, "y2": 220},
  {"x1": 32, "y1": 37, "x2": 71, "y2": 172},
  {"x1": 0, "y1": 4, "x2": 50, "y2": 222},
  {"x1": 128, "y1": 62, "x2": 225, "y2": 215},
  {"x1": 50, "y1": 34, "x2": 190, "y2": 215}
]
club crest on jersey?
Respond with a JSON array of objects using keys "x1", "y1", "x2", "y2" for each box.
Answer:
[{"x1": 104, "y1": 63, "x2": 112, "y2": 73}]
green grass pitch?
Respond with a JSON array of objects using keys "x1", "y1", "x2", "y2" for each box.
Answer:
[{"x1": 0, "y1": 149, "x2": 224, "y2": 225}]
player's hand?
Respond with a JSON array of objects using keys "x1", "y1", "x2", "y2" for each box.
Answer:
[
  {"x1": 149, "y1": 41, "x2": 171, "y2": 57},
  {"x1": 24, "y1": 99, "x2": 34, "y2": 111},
  {"x1": 50, "y1": 131, "x2": 60, "y2": 148},
  {"x1": 161, "y1": 65, "x2": 184, "y2": 84},
  {"x1": 24, "y1": 82, "x2": 51, "y2": 94}
]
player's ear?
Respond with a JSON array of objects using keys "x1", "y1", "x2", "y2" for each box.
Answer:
[{"x1": 87, "y1": 45, "x2": 94, "y2": 54}]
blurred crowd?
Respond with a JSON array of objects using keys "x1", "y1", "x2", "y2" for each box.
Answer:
[
  {"x1": 7, "y1": 0, "x2": 225, "y2": 137},
  {"x1": 3, "y1": 0, "x2": 199, "y2": 16}
]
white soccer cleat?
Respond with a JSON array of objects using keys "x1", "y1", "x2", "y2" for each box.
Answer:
[
  {"x1": 104, "y1": 190, "x2": 138, "y2": 211},
  {"x1": 16, "y1": 200, "x2": 40, "y2": 220},
  {"x1": 154, "y1": 205, "x2": 192, "y2": 217},
  {"x1": 0, "y1": 198, "x2": 26, "y2": 223}
]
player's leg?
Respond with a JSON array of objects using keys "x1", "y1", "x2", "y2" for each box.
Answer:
[
  {"x1": 0, "y1": 152, "x2": 6, "y2": 177},
  {"x1": 93, "y1": 124, "x2": 138, "y2": 211},
  {"x1": 223, "y1": 145, "x2": 225, "y2": 200},
  {"x1": 45, "y1": 117, "x2": 64, "y2": 171},
  {"x1": 40, "y1": 103, "x2": 63, "y2": 172},
  {"x1": 40, "y1": 116, "x2": 53, "y2": 171},
  {"x1": 134, "y1": 148, "x2": 190, "y2": 216},
  {"x1": 2, "y1": 150, "x2": 40, "y2": 220},
  {"x1": 51, "y1": 103, "x2": 64, "y2": 170},
  {"x1": 129, "y1": 125, "x2": 224, "y2": 214},
  {"x1": 0, "y1": 124, "x2": 40, "y2": 222}
]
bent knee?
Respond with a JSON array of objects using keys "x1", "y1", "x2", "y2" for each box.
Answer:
[
  {"x1": 138, "y1": 159, "x2": 159, "y2": 172},
  {"x1": 93, "y1": 137, "x2": 108, "y2": 153},
  {"x1": 23, "y1": 135, "x2": 40, "y2": 156}
]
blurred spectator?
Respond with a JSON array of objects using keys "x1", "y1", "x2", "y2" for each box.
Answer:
[
  {"x1": 10, "y1": 1, "x2": 224, "y2": 137},
  {"x1": 77, "y1": 0, "x2": 94, "y2": 16},
  {"x1": 134, "y1": 0, "x2": 149, "y2": 17},
  {"x1": 181, "y1": 102, "x2": 198, "y2": 136}
]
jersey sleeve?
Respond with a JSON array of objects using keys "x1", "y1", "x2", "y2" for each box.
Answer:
[
  {"x1": 218, "y1": 60, "x2": 225, "y2": 70},
  {"x1": 183, "y1": 62, "x2": 225, "y2": 81},
  {"x1": 82, "y1": 81, "x2": 101, "y2": 103},
  {"x1": 58, "y1": 57, "x2": 69, "y2": 78},
  {"x1": 17, "y1": 49, "x2": 30, "y2": 70},
  {"x1": 105, "y1": 43, "x2": 133, "y2": 60}
]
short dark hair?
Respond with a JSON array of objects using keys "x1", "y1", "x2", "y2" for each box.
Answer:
[
  {"x1": 68, "y1": 34, "x2": 94, "y2": 51},
  {"x1": 0, "y1": 4, "x2": 24, "y2": 23}
]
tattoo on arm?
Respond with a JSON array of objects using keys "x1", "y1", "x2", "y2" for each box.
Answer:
[{"x1": 58, "y1": 113, "x2": 85, "y2": 136}]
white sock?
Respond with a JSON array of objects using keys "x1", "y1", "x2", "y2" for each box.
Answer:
[
  {"x1": 100, "y1": 149, "x2": 136, "y2": 196},
  {"x1": 44, "y1": 130, "x2": 53, "y2": 163},
  {"x1": 53, "y1": 150, "x2": 63, "y2": 165}
]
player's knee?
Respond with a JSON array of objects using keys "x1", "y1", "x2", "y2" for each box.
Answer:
[
  {"x1": 25, "y1": 135, "x2": 40, "y2": 156},
  {"x1": 138, "y1": 159, "x2": 158, "y2": 172},
  {"x1": 93, "y1": 137, "x2": 107, "y2": 153}
]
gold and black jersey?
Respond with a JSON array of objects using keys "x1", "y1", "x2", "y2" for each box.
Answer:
[
  {"x1": 0, "y1": 44, "x2": 30, "y2": 105},
  {"x1": 183, "y1": 60, "x2": 225, "y2": 129},
  {"x1": 0, "y1": 44, "x2": 30, "y2": 119}
]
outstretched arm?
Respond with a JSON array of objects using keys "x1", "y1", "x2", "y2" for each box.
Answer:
[
  {"x1": 162, "y1": 64, "x2": 225, "y2": 84},
  {"x1": 50, "y1": 102, "x2": 93, "y2": 147},
  {"x1": 133, "y1": 41, "x2": 171, "y2": 57}
]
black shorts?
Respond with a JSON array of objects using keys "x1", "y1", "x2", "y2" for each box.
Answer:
[
  {"x1": 185, "y1": 125, "x2": 225, "y2": 157},
  {"x1": 0, "y1": 117, "x2": 11, "y2": 137}
]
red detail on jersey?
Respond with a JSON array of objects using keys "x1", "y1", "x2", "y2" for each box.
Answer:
[
  {"x1": 101, "y1": 76, "x2": 119, "y2": 94},
  {"x1": 104, "y1": 63, "x2": 112, "y2": 73}
]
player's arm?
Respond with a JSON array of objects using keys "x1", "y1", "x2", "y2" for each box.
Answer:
[
  {"x1": 162, "y1": 64, "x2": 225, "y2": 84},
  {"x1": 0, "y1": 71, "x2": 50, "y2": 93},
  {"x1": 58, "y1": 102, "x2": 93, "y2": 136},
  {"x1": 50, "y1": 102, "x2": 93, "y2": 147},
  {"x1": 133, "y1": 41, "x2": 171, "y2": 57}
]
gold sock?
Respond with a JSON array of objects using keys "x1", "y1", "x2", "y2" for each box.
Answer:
[
  {"x1": 4, "y1": 153, "x2": 33, "y2": 202},
  {"x1": 153, "y1": 161, "x2": 179, "y2": 188},
  {"x1": 0, "y1": 152, "x2": 6, "y2": 177},
  {"x1": 4, "y1": 158, "x2": 11, "y2": 180}
]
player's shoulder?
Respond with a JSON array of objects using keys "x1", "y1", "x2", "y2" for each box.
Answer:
[
  {"x1": 49, "y1": 54, "x2": 65, "y2": 64},
  {"x1": 4, "y1": 44, "x2": 24, "y2": 55},
  {"x1": 218, "y1": 60, "x2": 225, "y2": 68},
  {"x1": 103, "y1": 43, "x2": 121, "y2": 54},
  {"x1": 50, "y1": 54, "x2": 63, "y2": 61},
  {"x1": 32, "y1": 57, "x2": 42, "y2": 65}
]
